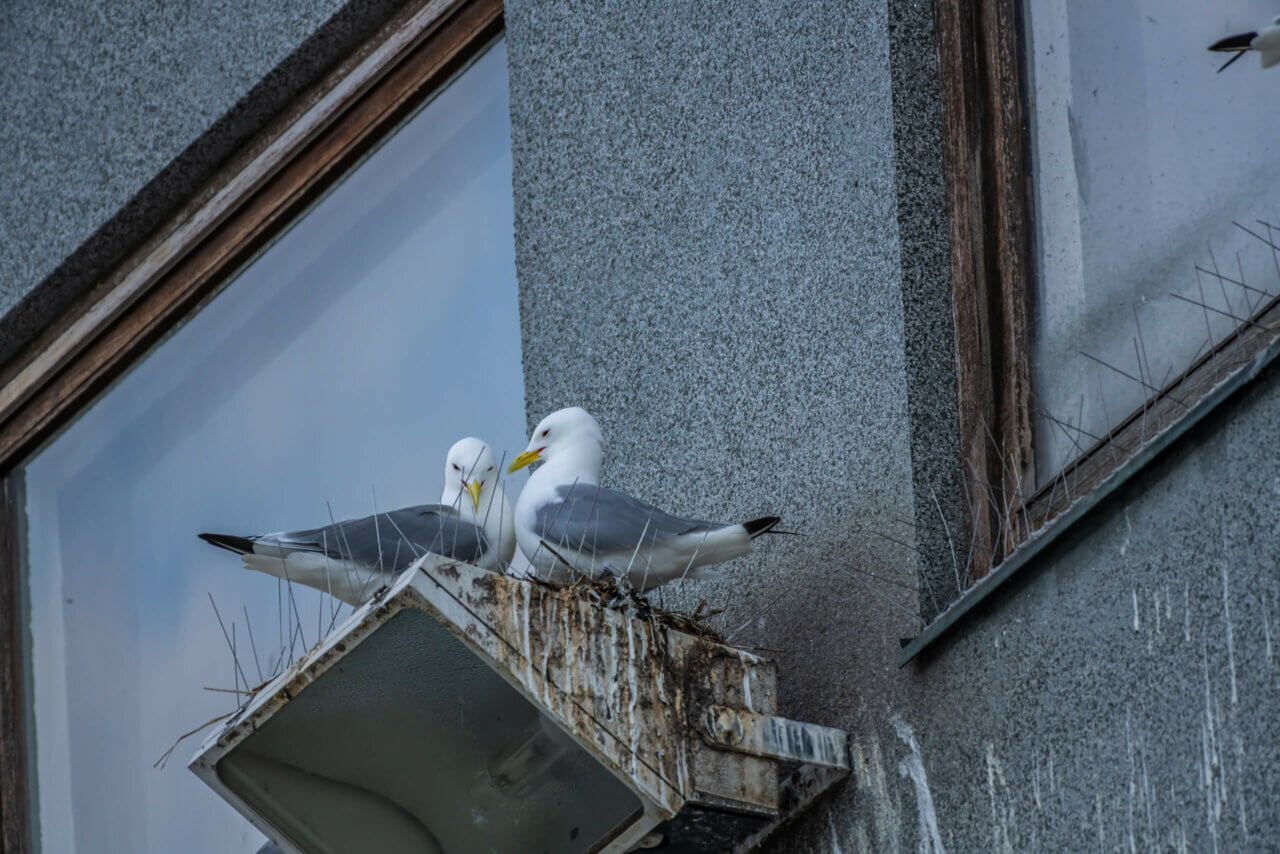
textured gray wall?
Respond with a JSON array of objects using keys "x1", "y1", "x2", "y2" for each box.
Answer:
[
  {"x1": 893, "y1": 368, "x2": 1280, "y2": 852},
  {"x1": 0, "y1": 0, "x2": 408, "y2": 365},
  {"x1": 506, "y1": 0, "x2": 926, "y2": 846},
  {"x1": 886, "y1": 0, "x2": 965, "y2": 622},
  {"x1": 506, "y1": 0, "x2": 1280, "y2": 850}
]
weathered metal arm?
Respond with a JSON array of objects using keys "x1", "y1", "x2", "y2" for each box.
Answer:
[
  {"x1": 697, "y1": 704, "x2": 851, "y2": 852},
  {"x1": 699, "y1": 705, "x2": 850, "y2": 770}
]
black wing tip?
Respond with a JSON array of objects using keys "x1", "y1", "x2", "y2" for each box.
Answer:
[
  {"x1": 742, "y1": 516, "x2": 783, "y2": 538},
  {"x1": 198, "y1": 532, "x2": 256, "y2": 555},
  {"x1": 1209, "y1": 32, "x2": 1256, "y2": 52}
]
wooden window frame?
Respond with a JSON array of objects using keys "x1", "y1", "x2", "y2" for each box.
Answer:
[
  {"x1": 934, "y1": 1, "x2": 1280, "y2": 594},
  {"x1": 0, "y1": 0, "x2": 503, "y2": 848},
  {"x1": 935, "y1": 0, "x2": 1035, "y2": 582}
]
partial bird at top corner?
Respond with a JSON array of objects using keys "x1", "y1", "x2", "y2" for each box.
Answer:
[{"x1": 1208, "y1": 15, "x2": 1280, "y2": 72}]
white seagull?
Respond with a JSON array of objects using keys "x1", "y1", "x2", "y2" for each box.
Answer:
[
  {"x1": 507, "y1": 407, "x2": 780, "y2": 591},
  {"x1": 200, "y1": 437, "x2": 515, "y2": 605},
  {"x1": 1209, "y1": 16, "x2": 1280, "y2": 71}
]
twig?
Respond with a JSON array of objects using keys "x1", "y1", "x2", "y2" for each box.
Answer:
[{"x1": 154, "y1": 712, "x2": 236, "y2": 770}]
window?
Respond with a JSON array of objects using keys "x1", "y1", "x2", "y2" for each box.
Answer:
[
  {"x1": 7, "y1": 16, "x2": 516, "y2": 854},
  {"x1": 928, "y1": 0, "x2": 1280, "y2": 612},
  {"x1": 1025, "y1": 0, "x2": 1280, "y2": 489}
]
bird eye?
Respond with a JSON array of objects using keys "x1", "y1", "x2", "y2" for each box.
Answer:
[
  {"x1": 540, "y1": 429, "x2": 550, "y2": 438},
  {"x1": 487, "y1": 466, "x2": 493, "y2": 472},
  {"x1": 452, "y1": 463, "x2": 460, "y2": 471}
]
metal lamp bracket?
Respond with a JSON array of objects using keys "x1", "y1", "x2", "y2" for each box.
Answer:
[{"x1": 697, "y1": 705, "x2": 851, "y2": 852}]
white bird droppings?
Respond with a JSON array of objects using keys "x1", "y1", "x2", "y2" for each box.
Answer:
[{"x1": 894, "y1": 716, "x2": 945, "y2": 854}]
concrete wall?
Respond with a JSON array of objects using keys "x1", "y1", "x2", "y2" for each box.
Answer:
[
  {"x1": 895, "y1": 367, "x2": 1280, "y2": 852},
  {"x1": 505, "y1": 0, "x2": 1280, "y2": 850}
]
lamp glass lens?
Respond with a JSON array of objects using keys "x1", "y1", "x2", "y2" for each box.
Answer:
[{"x1": 217, "y1": 608, "x2": 643, "y2": 853}]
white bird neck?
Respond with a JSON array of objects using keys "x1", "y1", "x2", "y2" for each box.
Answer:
[
  {"x1": 535, "y1": 441, "x2": 602, "y2": 488},
  {"x1": 478, "y1": 482, "x2": 510, "y2": 529},
  {"x1": 439, "y1": 482, "x2": 468, "y2": 515}
]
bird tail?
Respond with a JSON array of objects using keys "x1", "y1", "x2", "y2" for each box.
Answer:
[
  {"x1": 741, "y1": 516, "x2": 782, "y2": 538},
  {"x1": 1208, "y1": 32, "x2": 1256, "y2": 71},
  {"x1": 1208, "y1": 32, "x2": 1257, "y2": 52},
  {"x1": 675, "y1": 518, "x2": 786, "y2": 585},
  {"x1": 198, "y1": 532, "x2": 256, "y2": 555}
]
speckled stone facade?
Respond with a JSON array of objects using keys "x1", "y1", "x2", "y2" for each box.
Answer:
[
  {"x1": 505, "y1": 1, "x2": 1280, "y2": 850},
  {"x1": 3, "y1": 0, "x2": 1278, "y2": 849},
  {"x1": 0, "y1": 0, "x2": 408, "y2": 366}
]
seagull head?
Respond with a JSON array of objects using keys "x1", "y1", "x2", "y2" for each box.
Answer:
[
  {"x1": 444, "y1": 437, "x2": 498, "y2": 513},
  {"x1": 508, "y1": 407, "x2": 603, "y2": 479}
]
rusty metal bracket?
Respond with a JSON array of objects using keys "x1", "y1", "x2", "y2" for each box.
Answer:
[
  {"x1": 699, "y1": 705, "x2": 850, "y2": 771},
  {"x1": 731, "y1": 764, "x2": 849, "y2": 853},
  {"x1": 697, "y1": 705, "x2": 851, "y2": 851}
]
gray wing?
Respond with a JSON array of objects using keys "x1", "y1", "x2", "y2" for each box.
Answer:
[
  {"x1": 535, "y1": 484, "x2": 723, "y2": 556},
  {"x1": 257, "y1": 504, "x2": 488, "y2": 571}
]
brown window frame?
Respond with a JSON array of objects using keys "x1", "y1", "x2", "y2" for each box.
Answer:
[
  {"x1": 0, "y1": 0, "x2": 503, "y2": 847},
  {"x1": 921, "y1": 0, "x2": 1280, "y2": 650},
  {"x1": 935, "y1": 0, "x2": 1035, "y2": 583}
]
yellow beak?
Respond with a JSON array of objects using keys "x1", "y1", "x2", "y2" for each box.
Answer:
[
  {"x1": 508, "y1": 448, "x2": 542, "y2": 473},
  {"x1": 464, "y1": 479, "x2": 483, "y2": 512}
]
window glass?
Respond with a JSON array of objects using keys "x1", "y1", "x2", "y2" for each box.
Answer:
[
  {"x1": 20, "y1": 38, "x2": 524, "y2": 852},
  {"x1": 1025, "y1": 1, "x2": 1280, "y2": 484}
]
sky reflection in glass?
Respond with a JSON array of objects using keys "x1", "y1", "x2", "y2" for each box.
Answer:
[
  {"x1": 21, "y1": 39, "x2": 525, "y2": 853},
  {"x1": 1026, "y1": 1, "x2": 1280, "y2": 483}
]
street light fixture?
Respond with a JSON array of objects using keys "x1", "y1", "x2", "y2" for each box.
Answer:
[{"x1": 191, "y1": 556, "x2": 849, "y2": 852}]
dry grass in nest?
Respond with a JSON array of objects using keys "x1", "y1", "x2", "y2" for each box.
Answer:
[{"x1": 526, "y1": 572, "x2": 727, "y2": 643}]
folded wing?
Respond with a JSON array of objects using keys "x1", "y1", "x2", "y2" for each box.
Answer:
[
  {"x1": 535, "y1": 484, "x2": 721, "y2": 555},
  {"x1": 242, "y1": 504, "x2": 488, "y2": 572}
]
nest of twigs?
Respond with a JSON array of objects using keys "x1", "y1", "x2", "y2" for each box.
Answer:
[{"x1": 525, "y1": 572, "x2": 727, "y2": 643}]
